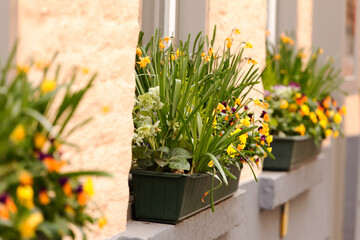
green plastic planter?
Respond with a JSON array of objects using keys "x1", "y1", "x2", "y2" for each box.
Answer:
[
  {"x1": 131, "y1": 165, "x2": 240, "y2": 224},
  {"x1": 263, "y1": 136, "x2": 321, "y2": 171}
]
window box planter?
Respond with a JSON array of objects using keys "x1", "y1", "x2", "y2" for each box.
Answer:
[
  {"x1": 131, "y1": 165, "x2": 240, "y2": 224},
  {"x1": 263, "y1": 136, "x2": 320, "y2": 171}
]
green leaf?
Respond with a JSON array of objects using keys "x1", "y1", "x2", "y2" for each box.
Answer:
[
  {"x1": 60, "y1": 171, "x2": 113, "y2": 178},
  {"x1": 168, "y1": 158, "x2": 190, "y2": 171},
  {"x1": 168, "y1": 147, "x2": 192, "y2": 161},
  {"x1": 136, "y1": 158, "x2": 154, "y2": 169}
]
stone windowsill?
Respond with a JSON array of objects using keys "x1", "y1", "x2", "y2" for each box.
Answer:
[{"x1": 113, "y1": 154, "x2": 324, "y2": 240}]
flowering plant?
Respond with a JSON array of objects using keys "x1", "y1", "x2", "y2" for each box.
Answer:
[
  {"x1": 132, "y1": 27, "x2": 274, "y2": 205},
  {"x1": 0, "y1": 46, "x2": 110, "y2": 239},
  {"x1": 265, "y1": 84, "x2": 345, "y2": 144},
  {"x1": 263, "y1": 33, "x2": 344, "y2": 99}
]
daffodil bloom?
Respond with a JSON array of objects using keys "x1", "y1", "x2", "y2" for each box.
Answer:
[
  {"x1": 247, "y1": 58, "x2": 257, "y2": 65},
  {"x1": 318, "y1": 48, "x2": 324, "y2": 54},
  {"x1": 163, "y1": 37, "x2": 171, "y2": 43},
  {"x1": 235, "y1": 98, "x2": 241, "y2": 106},
  {"x1": 16, "y1": 185, "x2": 34, "y2": 209},
  {"x1": 171, "y1": 54, "x2": 176, "y2": 61},
  {"x1": 102, "y1": 105, "x2": 110, "y2": 113},
  {"x1": 35, "y1": 60, "x2": 50, "y2": 70},
  {"x1": 39, "y1": 190, "x2": 50, "y2": 205},
  {"x1": 340, "y1": 106, "x2": 347, "y2": 115},
  {"x1": 319, "y1": 119, "x2": 328, "y2": 129},
  {"x1": 159, "y1": 39, "x2": 165, "y2": 50},
  {"x1": 234, "y1": 29, "x2": 241, "y2": 35},
  {"x1": 259, "y1": 123, "x2": 270, "y2": 136},
  {"x1": 217, "y1": 103, "x2": 225, "y2": 111},
  {"x1": 280, "y1": 34, "x2": 294, "y2": 45},
  {"x1": 309, "y1": 112, "x2": 318, "y2": 123},
  {"x1": 205, "y1": 56, "x2": 211, "y2": 63},
  {"x1": 208, "y1": 160, "x2": 214, "y2": 167},
  {"x1": 325, "y1": 129, "x2": 333, "y2": 137},
  {"x1": 333, "y1": 131, "x2": 339, "y2": 138},
  {"x1": 10, "y1": 124, "x2": 26, "y2": 144},
  {"x1": 34, "y1": 133, "x2": 46, "y2": 149},
  {"x1": 208, "y1": 47, "x2": 214, "y2": 56},
  {"x1": 294, "y1": 124, "x2": 306, "y2": 136},
  {"x1": 226, "y1": 37, "x2": 233, "y2": 48},
  {"x1": 300, "y1": 104, "x2": 310, "y2": 116},
  {"x1": 84, "y1": 178, "x2": 95, "y2": 197},
  {"x1": 136, "y1": 47, "x2": 142, "y2": 56},
  {"x1": 19, "y1": 171, "x2": 33, "y2": 185},
  {"x1": 245, "y1": 42, "x2": 253, "y2": 48},
  {"x1": 40, "y1": 79, "x2": 56, "y2": 93},
  {"x1": 18, "y1": 212, "x2": 44, "y2": 238},
  {"x1": 82, "y1": 67, "x2": 90, "y2": 74},
  {"x1": 274, "y1": 54, "x2": 281, "y2": 60},
  {"x1": 334, "y1": 113, "x2": 342, "y2": 124},
  {"x1": 297, "y1": 52, "x2": 306, "y2": 58},
  {"x1": 17, "y1": 64, "x2": 30, "y2": 74},
  {"x1": 279, "y1": 99, "x2": 289, "y2": 109},
  {"x1": 98, "y1": 216, "x2": 107, "y2": 228},
  {"x1": 253, "y1": 98, "x2": 263, "y2": 108},
  {"x1": 137, "y1": 56, "x2": 151, "y2": 68}
]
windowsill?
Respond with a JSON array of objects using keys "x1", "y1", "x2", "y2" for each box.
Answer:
[
  {"x1": 259, "y1": 154, "x2": 324, "y2": 210},
  {"x1": 115, "y1": 152, "x2": 325, "y2": 240}
]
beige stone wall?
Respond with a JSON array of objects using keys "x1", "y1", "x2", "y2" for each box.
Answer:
[
  {"x1": 208, "y1": 0, "x2": 268, "y2": 181},
  {"x1": 296, "y1": 0, "x2": 313, "y2": 56},
  {"x1": 18, "y1": 0, "x2": 140, "y2": 238}
]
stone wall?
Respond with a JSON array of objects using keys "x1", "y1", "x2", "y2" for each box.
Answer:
[{"x1": 18, "y1": 0, "x2": 141, "y2": 238}]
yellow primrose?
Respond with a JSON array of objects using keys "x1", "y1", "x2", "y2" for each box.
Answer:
[
  {"x1": 84, "y1": 177, "x2": 95, "y2": 197},
  {"x1": 40, "y1": 79, "x2": 56, "y2": 93},
  {"x1": 325, "y1": 129, "x2": 333, "y2": 138},
  {"x1": 266, "y1": 135, "x2": 273, "y2": 144},
  {"x1": 334, "y1": 113, "x2": 342, "y2": 124},
  {"x1": 294, "y1": 124, "x2": 306, "y2": 136},
  {"x1": 309, "y1": 112, "x2": 318, "y2": 123},
  {"x1": 10, "y1": 124, "x2": 26, "y2": 144},
  {"x1": 300, "y1": 104, "x2": 310, "y2": 116},
  {"x1": 240, "y1": 117, "x2": 251, "y2": 127},
  {"x1": 16, "y1": 185, "x2": 34, "y2": 209},
  {"x1": 18, "y1": 212, "x2": 44, "y2": 238},
  {"x1": 245, "y1": 42, "x2": 253, "y2": 48},
  {"x1": 136, "y1": 47, "x2": 142, "y2": 57},
  {"x1": 279, "y1": 99, "x2": 289, "y2": 109},
  {"x1": 34, "y1": 133, "x2": 46, "y2": 149}
]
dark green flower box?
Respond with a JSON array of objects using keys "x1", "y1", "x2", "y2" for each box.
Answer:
[
  {"x1": 263, "y1": 136, "x2": 321, "y2": 171},
  {"x1": 131, "y1": 165, "x2": 240, "y2": 224}
]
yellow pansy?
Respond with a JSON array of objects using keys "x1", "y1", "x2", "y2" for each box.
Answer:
[
  {"x1": 240, "y1": 117, "x2": 251, "y2": 127},
  {"x1": 34, "y1": 133, "x2": 46, "y2": 149},
  {"x1": 19, "y1": 171, "x2": 33, "y2": 185},
  {"x1": 288, "y1": 103, "x2": 298, "y2": 112},
  {"x1": 16, "y1": 185, "x2": 34, "y2": 209},
  {"x1": 18, "y1": 212, "x2": 44, "y2": 238},
  {"x1": 300, "y1": 104, "x2": 310, "y2": 116},
  {"x1": 227, "y1": 145, "x2": 237, "y2": 158},
  {"x1": 10, "y1": 124, "x2": 26, "y2": 144},
  {"x1": 266, "y1": 135, "x2": 273, "y2": 144},
  {"x1": 309, "y1": 112, "x2": 318, "y2": 123},
  {"x1": 279, "y1": 99, "x2": 289, "y2": 109},
  {"x1": 333, "y1": 131, "x2": 339, "y2": 138},
  {"x1": 84, "y1": 177, "x2": 95, "y2": 197},
  {"x1": 294, "y1": 124, "x2": 306, "y2": 136},
  {"x1": 334, "y1": 113, "x2": 342, "y2": 124},
  {"x1": 208, "y1": 160, "x2": 214, "y2": 167},
  {"x1": 325, "y1": 129, "x2": 333, "y2": 138}
]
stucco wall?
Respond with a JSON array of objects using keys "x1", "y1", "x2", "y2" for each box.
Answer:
[
  {"x1": 18, "y1": 0, "x2": 140, "y2": 238},
  {"x1": 296, "y1": 0, "x2": 313, "y2": 55},
  {"x1": 208, "y1": 0, "x2": 268, "y2": 181}
]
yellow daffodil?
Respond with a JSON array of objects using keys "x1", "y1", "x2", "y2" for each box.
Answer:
[
  {"x1": 40, "y1": 79, "x2": 56, "y2": 93},
  {"x1": 208, "y1": 47, "x2": 214, "y2": 57},
  {"x1": 10, "y1": 124, "x2": 26, "y2": 144},
  {"x1": 17, "y1": 64, "x2": 30, "y2": 74},
  {"x1": 235, "y1": 98, "x2": 241, "y2": 106},
  {"x1": 274, "y1": 54, "x2": 281, "y2": 60},
  {"x1": 279, "y1": 99, "x2": 289, "y2": 109},
  {"x1": 234, "y1": 29, "x2": 241, "y2": 35},
  {"x1": 82, "y1": 67, "x2": 90, "y2": 74},
  {"x1": 245, "y1": 42, "x2": 253, "y2": 48},
  {"x1": 18, "y1": 212, "x2": 44, "y2": 238},
  {"x1": 333, "y1": 131, "x2": 339, "y2": 138},
  {"x1": 297, "y1": 52, "x2": 306, "y2": 58},
  {"x1": 159, "y1": 39, "x2": 165, "y2": 50},
  {"x1": 163, "y1": 37, "x2": 171, "y2": 43},
  {"x1": 136, "y1": 47, "x2": 142, "y2": 56},
  {"x1": 318, "y1": 48, "x2": 324, "y2": 54},
  {"x1": 226, "y1": 37, "x2": 233, "y2": 49},
  {"x1": 319, "y1": 119, "x2": 328, "y2": 129},
  {"x1": 137, "y1": 56, "x2": 151, "y2": 68},
  {"x1": 16, "y1": 185, "x2": 34, "y2": 209},
  {"x1": 294, "y1": 124, "x2": 306, "y2": 136},
  {"x1": 34, "y1": 133, "x2": 46, "y2": 149},
  {"x1": 334, "y1": 113, "x2": 342, "y2": 124},
  {"x1": 102, "y1": 105, "x2": 110, "y2": 113},
  {"x1": 247, "y1": 58, "x2": 257, "y2": 65}
]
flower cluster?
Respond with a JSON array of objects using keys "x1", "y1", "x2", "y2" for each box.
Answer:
[
  {"x1": 212, "y1": 98, "x2": 273, "y2": 169},
  {"x1": 265, "y1": 83, "x2": 345, "y2": 143},
  {"x1": 0, "y1": 52, "x2": 108, "y2": 239}
]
